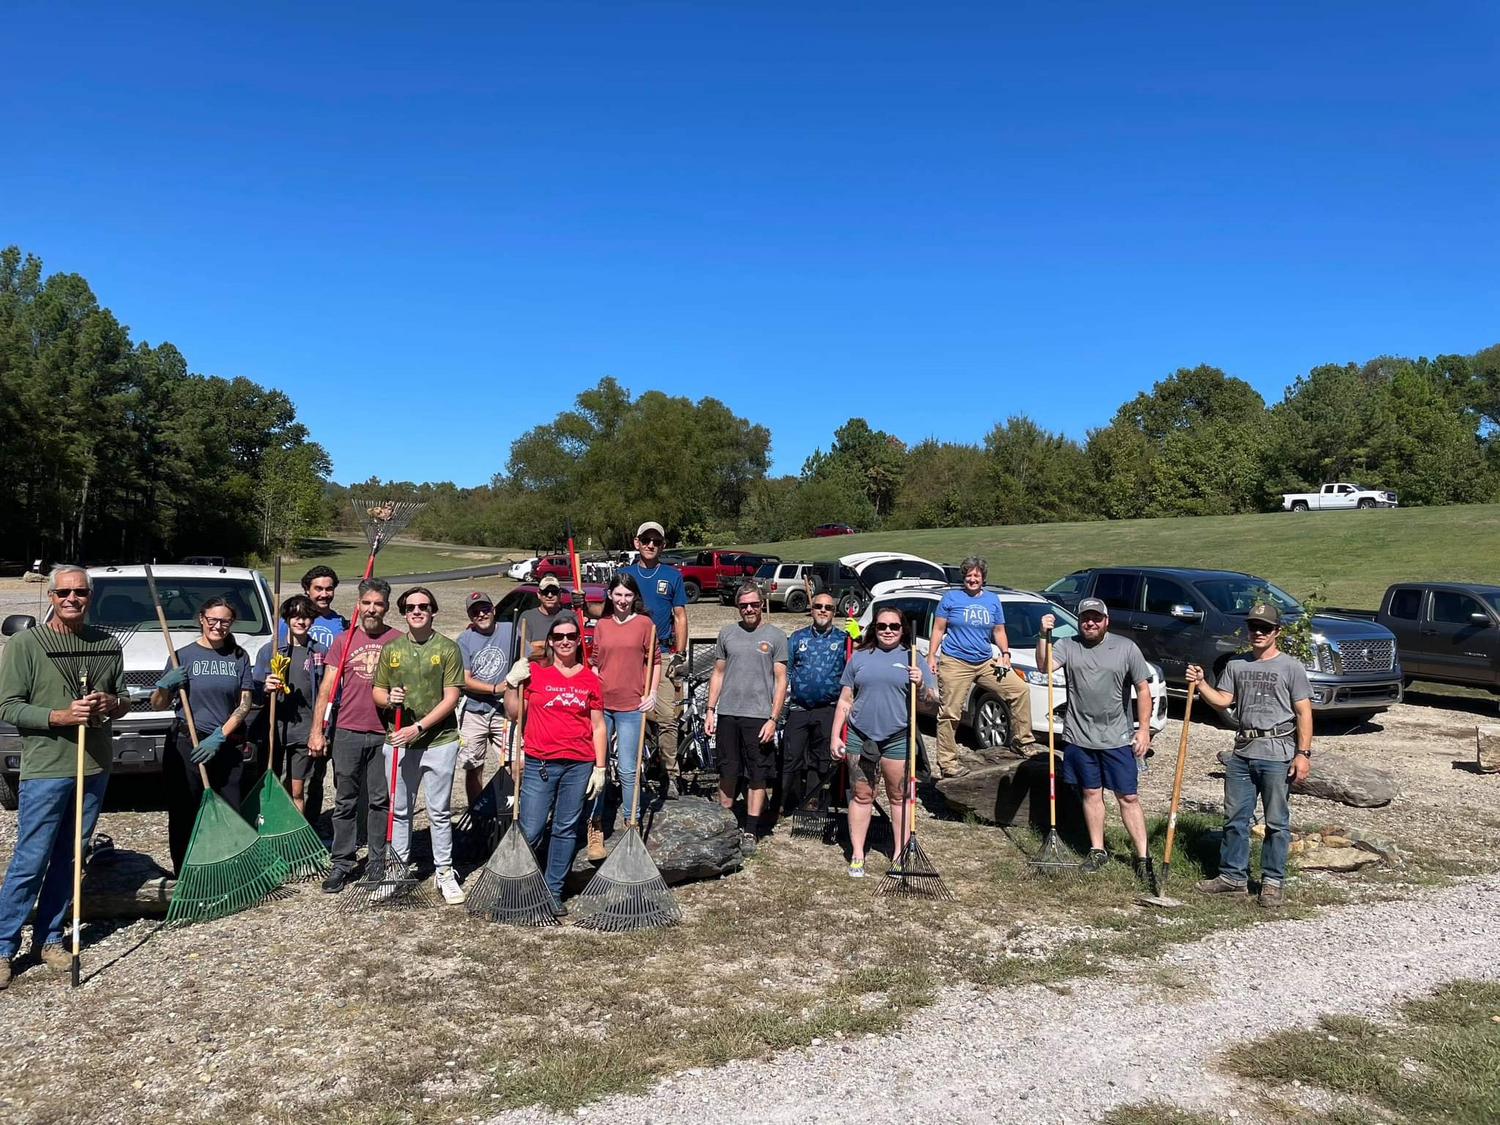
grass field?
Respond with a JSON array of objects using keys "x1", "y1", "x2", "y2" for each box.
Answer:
[
  {"x1": 286, "y1": 536, "x2": 522, "y2": 579},
  {"x1": 741, "y1": 504, "x2": 1500, "y2": 609}
]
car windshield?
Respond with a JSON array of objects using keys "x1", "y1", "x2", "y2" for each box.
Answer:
[
  {"x1": 1193, "y1": 579, "x2": 1304, "y2": 617},
  {"x1": 1001, "y1": 599, "x2": 1080, "y2": 647},
  {"x1": 84, "y1": 576, "x2": 267, "y2": 635},
  {"x1": 1043, "y1": 573, "x2": 1086, "y2": 595},
  {"x1": 754, "y1": 562, "x2": 777, "y2": 579},
  {"x1": 1483, "y1": 592, "x2": 1500, "y2": 613}
]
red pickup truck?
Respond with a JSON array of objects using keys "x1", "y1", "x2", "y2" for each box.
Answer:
[{"x1": 679, "y1": 550, "x2": 780, "y2": 603}]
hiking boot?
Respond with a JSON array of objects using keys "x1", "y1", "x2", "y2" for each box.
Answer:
[
  {"x1": 739, "y1": 830, "x2": 758, "y2": 856},
  {"x1": 940, "y1": 764, "x2": 971, "y2": 780},
  {"x1": 1258, "y1": 881, "x2": 1286, "y2": 909},
  {"x1": 1081, "y1": 848, "x2": 1110, "y2": 873},
  {"x1": 1195, "y1": 875, "x2": 1248, "y2": 896},
  {"x1": 321, "y1": 868, "x2": 355, "y2": 894},
  {"x1": 0, "y1": 959, "x2": 10, "y2": 990},
  {"x1": 662, "y1": 776, "x2": 680, "y2": 801},
  {"x1": 435, "y1": 866, "x2": 466, "y2": 906},
  {"x1": 1133, "y1": 855, "x2": 1156, "y2": 888},
  {"x1": 586, "y1": 818, "x2": 607, "y2": 862},
  {"x1": 39, "y1": 944, "x2": 70, "y2": 974}
]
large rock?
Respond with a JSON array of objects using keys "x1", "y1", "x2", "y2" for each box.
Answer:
[
  {"x1": 1298, "y1": 846, "x2": 1382, "y2": 872},
  {"x1": 1477, "y1": 725, "x2": 1500, "y2": 773},
  {"x1": 935, "y1": 753, "x2": 1084, "y2": 831},
  {"x1": 564, "y1": 796, "x2": 746, "y2": 894},
  {"x1": 1292, "y1": 754, "x2": 1397, "y2": 808}
]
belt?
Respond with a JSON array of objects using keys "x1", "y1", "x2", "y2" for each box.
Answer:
[{"x1": 1234, "y1": 722, "x2": 1295, "y2": 743}]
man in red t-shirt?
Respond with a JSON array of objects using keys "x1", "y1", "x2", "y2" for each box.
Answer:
[{"x1": 307, "y1": 578, "x2": 403, "y2": 892}]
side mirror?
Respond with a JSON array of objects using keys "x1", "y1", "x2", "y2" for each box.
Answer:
[
  {"x1": 2, "y1": 614, "x2": 37, "y2": 636},
  {"x1": 1471, "y1": 612, "x2": 1492, "y2": 626},
  {"x1": 1170, "y1": 604, "x2": 1203, "y2": 621}
]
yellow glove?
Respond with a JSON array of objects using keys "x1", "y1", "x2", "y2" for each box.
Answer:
[{"x1": 269, "y1": 652, "x2": 291, "y2": 695}]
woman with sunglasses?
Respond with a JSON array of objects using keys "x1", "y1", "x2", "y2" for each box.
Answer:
[
  {"x1": 830, "y1": 607, "x2": 935, "y2": 879},
  {"x1": 585, "y1": 573, "x2": 660, "y2": 856},
  {"x1": 503, "y1": 618, "x2": 607, "y2": 909},
  {"x1": 151, "y1": 596, "x2": 255, "y2": 875}
]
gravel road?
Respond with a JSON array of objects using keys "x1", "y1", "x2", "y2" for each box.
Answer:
[{"x1": 488, "y1": 872, "x2": 1500, "y2": 1125}]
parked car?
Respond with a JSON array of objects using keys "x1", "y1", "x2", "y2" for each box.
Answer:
[
  {"x1": 1281, "y1": 482, "x2": 1399, "y2": 511},
  {"x1": 0, "y1": 565, "x2": 276, "y2": 810},
  {"x1": 679, "y1": 550, "x2": 780, "y2": 603},
  {"x1": 813, "y1": 523, "x2": 860, "y2": 536},
  {"x1": 859, "y1": 583, "x2": 1168, "y2": 751},
  {"x1": 532, "y1": 555, "x2": 573, "y2": 582},
  {"x1": 711, "y1": 554, "x2": 785, "y2": 604},
  {"x1": 797, "y1": 552, "x2": 948, "y2": 619},
  {"x1": 1326, "y1": 583, "x2": 1500, "y2": 694},
  {"x1": 506, "y1": 556, "x2": 539, "y2": 581},
  {"x1": 1043, "y1": 567, "x2": 1404, "y2": 715},
  {"x1": 179, "y1": 555, "x2": 227, "y2": 567},
  {"x1": 753, "y1": 561, "x2": 814, "y2": 612}
]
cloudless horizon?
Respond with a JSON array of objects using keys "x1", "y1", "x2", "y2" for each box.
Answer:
[{"x1": 6, "y1": 2, "x2": 1496, "y2": 486}]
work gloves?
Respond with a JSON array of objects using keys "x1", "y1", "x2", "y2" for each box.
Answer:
[
  {"x1": 155, "y1": 666, "x2": 188, "y2": 692},
  {"x1": 190, "y1": 726, "x2": 226, "y2": 764},
  {"x1": 504, "y1": 657, "x2": 531, "y2": 687},
  {"x1": 585, "y1": 765, "x2": 607, "y2": 800}
]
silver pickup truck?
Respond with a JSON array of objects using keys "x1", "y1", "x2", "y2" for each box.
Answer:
[{"x1": 0, "y1": 564, "x2": 275, "y2": 809}]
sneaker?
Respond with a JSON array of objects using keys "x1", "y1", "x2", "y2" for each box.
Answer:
[
  {"x1": 1133, "y1": 855, "x2": 1156, "y2": 887},
  {"x1": 551, "y1": 899, "x2": 569, "y2": 918},
  {"x1": 889, "y1": 858, "x2": 904, "y2": 875},
  {"x1": 0, "y1": 959, "x2": 10, "y2": 990},
  {"x1": 1081, "y1": 849, "x2": 1110, "y2": 874},
  {"x1": 321, "y1": 868, "x2": 355, "y2": 894},
  {"x1": 39, "y1": 944, "x2": 71, "y2": 973},
  {"x1": 1258, "y1": 881, "x2": 1286, "y2": 909},
  {"x1": 435, "y1": 866, "x2": 466, "y2": 906},
  {"x1": 1195, "y1": 874, "x2": 1248, "y2": 896},
  {"x1": 586, "y1": 819, "x2": 607, "y2": 862},
  {"x1": 369, "y1": 876, "x2": 397, "y2": 904},
  {"x1": 847, "y1": 858, "x2": 865, "y2": 879},
  {"x1": 739, "y1": 830, "x2": 758, "y2": 856}
]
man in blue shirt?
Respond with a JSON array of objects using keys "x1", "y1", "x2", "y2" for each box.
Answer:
[
  {"x1": 278, "y1": 565, "x2": 348, "y2": 651},
  {"x1": 926, "y1": 556, "x2": 1036, "y2": 777},
  {"x1": 782, "y1": 592, "x2": 851, "y2": 818}
]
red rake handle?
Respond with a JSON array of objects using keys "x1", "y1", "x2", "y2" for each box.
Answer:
[
  {"x1": 565, "y1": 515, "x2": 589, "y2": 661},
  {"x1": 385, "y1": 706, "x2": 403, "y2": 844}
]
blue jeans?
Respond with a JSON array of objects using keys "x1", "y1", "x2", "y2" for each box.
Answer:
[
  {"x1": 591, "y1": 709, "x2": 644, "y2": 823},
  {"x1": 1220, "y1": 753, "x2": 1291, "y2": 886},
  {"x1": 0, "y1": 773, "x2": 110, "y2": 960},
  {"x1": 518, "y1": 756, "x2": 592, "y2": 899}
]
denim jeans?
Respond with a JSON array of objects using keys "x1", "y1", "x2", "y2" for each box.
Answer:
[
  {"x1": 591, "y1": 709, "x2": 644, "y2": 823},
  {"x1": 1220, "y1": 753, "x2": 1291, "y2": 885},
  {"x1": 0, "y1": 773, "x2": 109, "y2": 960},
  {"x1": 518, "y1": 755, "x2": 591, "y2": 899}
]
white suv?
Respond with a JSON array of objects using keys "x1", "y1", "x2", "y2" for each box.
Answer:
[{"x1": 858, "y1": 583, "x2": 1168, "y2": 751}]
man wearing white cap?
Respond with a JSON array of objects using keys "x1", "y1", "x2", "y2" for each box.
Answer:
[
  {"x1": 520, "y1": 575, "x2": 570, "y2": 661},
  {"x1": 455, "y1": 590, "x2": 513, "y2": 807}
]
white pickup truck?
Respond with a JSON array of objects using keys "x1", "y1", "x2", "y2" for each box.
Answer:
[{"x1": 1282, "y1": 482, "x2": 1399, "y2": 512}]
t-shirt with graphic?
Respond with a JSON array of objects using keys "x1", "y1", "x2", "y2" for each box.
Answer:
[
  {"x1": 593, "y1": 613, "x2": 656, "y2": 711},
  {"x1": 786, "y1": 624, "x2": 850, "y2": 710},
  {"x1": 618, "y1": 562, "x2": 687, "y2": 651},
  {"x1": 278, "y1": 610, "x2": 347, "y2": 653},
  {"x1": 841, "y1": 646, "x2": 933, "y2": 742},
  {"x1": 329, "y1": 625, "x2": 402, "y2": 734},
  {"x1": 1051, "y1": 633, "x2": 1152, "y2": 750},
  {"x1": 165, "y1": 640, "x2": 254, "y2": 737},
  {"x1": 936, "y1": 589, "x2": 1006, "y2": 665},
  {"x1": 253, "y1": 636, "x2": 327, "y2": 747},
  {"x1": 456, "y1": 623, "x2": 514, "y2": 716},
  {"x1": 521, "y1": 663, "x2": 603, "y2": 762},
  {"x1": 1217, "y1": 651, "x2": 1311, "y2": 762},
  {"x1": 0, "y1": 625, "x2": 126, "y2": 780},
  {"x1": 372, "y1": 631, "x2": 465, "y2": 752},
  {"x1": 713, "y1": 621, "x2": 788, "y2": 720}
]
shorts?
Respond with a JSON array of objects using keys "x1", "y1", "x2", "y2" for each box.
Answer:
[
  {"x1": 459, "y1": 708, "x2": 508, "y2": 770},
  {"x1": 716, "y1": 715, "x2": 775, "y2": 787},
  {"x1": 285, "y1": 743, "x2": 323, "y2": 782},
  {"x1": 846, "y1": 726, "x2": 908, "y2": 763},
  {"x1": 1061, "y1": 743, "x2": 1139, "y2": 795}
]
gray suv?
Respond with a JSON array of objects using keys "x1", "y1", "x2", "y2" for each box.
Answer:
[{"x1": 754, "y1": 561, "x2": 814, "y2": 613}]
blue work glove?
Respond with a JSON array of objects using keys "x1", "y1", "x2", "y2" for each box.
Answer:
[
  {"x1": 155, "y1": 666, "x2": 188, "y2": 691},
  {"x1": 190, "y1": 726, "x2": 226, "y2": 764}
]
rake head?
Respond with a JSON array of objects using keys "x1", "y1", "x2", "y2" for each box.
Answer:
[
  {"x1": 337, "y1": 847, "x2": 439, "y2": 914},
  {"x1": 465, "y1": 823, "x2": 560, "y2": 927},
  {"x1": 349, "y1": 497, "x2": 426, "y2": 554},
  {"x1": 875, "y1": 833, "x2": 954, "y2": 901},
  {"x1": 572, "y1": 828, "x2": 681, "y2": 932},
  {"x1": 239, "y1": 770, "x2": 331, "y2": 881},
  {"x1": 166, "y1": 792, "x2": 292, "y2": 927},
  {"x1": 453, "y1": 772, "x2": 511, "y2": 862},
  {"x1": 789, "y1": 801, "x2": 834, "y2": 839},
  {"x1": 1026, "y1": 828, "x2": 1085, "y2": 878}
]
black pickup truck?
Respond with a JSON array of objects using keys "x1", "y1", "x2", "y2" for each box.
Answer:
[{"x1": 1328, "y1": 583, "x2": 1500, "y2": 693}]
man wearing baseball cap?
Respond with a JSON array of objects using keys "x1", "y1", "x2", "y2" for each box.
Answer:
[
  {"x1": 454, "y1": 591, "x2": 513, "y2": 809},
  {"x1": 1187, "y1": 601, "x2": 1312, "y2": 908},
  {"x1": 1038, "y1": 598, "x2": 1155, "y2": 878},
  {"x1": 520, "y1": 575, "x2": 569, "y2": 662}
]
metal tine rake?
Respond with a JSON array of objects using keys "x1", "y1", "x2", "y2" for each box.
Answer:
[
  {"x1": 876, "y1": 640, "x2": 954, "y2": 901},
  {"x1": 349, "y1": 497, "x2": 426, "y2": 569},
  {"x1": 1027, "y1": 634, "x2": 1085, "y2": 877}
]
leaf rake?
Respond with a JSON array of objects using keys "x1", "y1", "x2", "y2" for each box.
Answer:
[
  {"x1": 875, "y1": 642, "x2": 953, "y2": 902},
  {"x1": 1027, "y1": 636, "x2": 1084, "y2": 878}
]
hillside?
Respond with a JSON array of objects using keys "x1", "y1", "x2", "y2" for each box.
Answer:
[{"x1": 740, "y1": 504, "x2": 1500, "y2": 609}]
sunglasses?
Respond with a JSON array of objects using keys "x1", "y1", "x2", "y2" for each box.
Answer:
[
  {"x1": 737, "y1": 601, "x2": 763, "y2": 610},
  {"x1": 52, "y1": 588, "x2": 90, "y2": 598},
  {"x1": 812, "y1": 602, "x2": 836, "y2": 611},
  {"x1": 873, "y1": 622, "x2": 902, "y2": 633},
  {"x1": 468, "y1": 605, "x2": 493, "y2": 616},
  {"x1": 404, "y1": 603, "x2": 434, "y2": 614},
  {"x1": 550, "y1": 632, "x2": 580, "y2": 643},
  {"x1": 639, "y1": 536, "x2": 664, "y2": 546},
  {"x1": 1247, "y1": 622, "x2": 1277, "y2": 634},
  {"x1": 539, "y1": 589, "x2": 560, "y2": 596}
]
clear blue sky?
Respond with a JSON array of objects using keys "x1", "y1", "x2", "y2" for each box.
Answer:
[{"x1": 6, "y1": 2, "x2": 1496, "y2": 486}]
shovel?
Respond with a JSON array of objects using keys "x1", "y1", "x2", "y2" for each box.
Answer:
[{"x1": 1138, "y1": 683, "x2": 1196, "y2": 909}]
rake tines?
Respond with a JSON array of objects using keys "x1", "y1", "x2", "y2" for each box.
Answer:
[
  {"x1": 465, "y1": 823, "x2": 560, "y2": 927},
  {"x1": 572, "y1": 828, "x2": 681, "y2": 932},
  {"x1": 165, "y1": 798, "x2": 292, "y2": 927},
  {"x1": 337, "y1": 846, "x2": 440, "y2": 914},
  {"x1": 240, "y1": 770, "x2": 331, "y2": 881},
  {"x1": 349, "y1": 497, "x2": 426, "y2": 555},
  {"x1": 875, "y1": 834, "x2": 954, "y2": 901},
  {"x1": 1027, "y1": 827, "x2": 1085, "y2": 878},
  {"x1": 789, "y1": 796, "x2": 833, "y2": 839}
]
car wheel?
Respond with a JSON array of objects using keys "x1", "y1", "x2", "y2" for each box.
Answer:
[
  {"x1": 785, "y1": 589, "x2": 808, "y2": 613},
  {"x1": 837, "y1": 591, "x2": 865, "y2": 618},
  {"x1": 971, "y1": 691, "x2": 1012, "y2": 752},
  {"x1": 1357, "y1": 498, "x2": 1375, "y2": 509},
  {"x1": 1291, "y1": 501, "x2": 1309, "y2": 512},
  {"x1": 0, "y1": 772, "x2": 16, "y2": 811},
  {"x1": 683, "y1": 580, "x2": 701, "y2": 603}
]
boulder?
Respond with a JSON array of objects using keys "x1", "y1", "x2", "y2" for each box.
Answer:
[
  {"x1": 563, "y1": 796, "x2": 746, "y2": 894},
  {"x1": 1291, "y1": 755, "x2": 1397, "y2": 808},
  {"x1": 1477, "y1": 726, "x2": 1500, "y2": 773},
  {"x1": 1298, "y1": 846, "x2": 1382, "y2": 872},
  {"x1": 934, "y1": 753, "x2": 1084, "y2": 831},
  {"x1": 77, "y1": 850, "x2": 173, "y2": 920},
  {"x1": 22, "y1": 570, "x2": 45, "y2": 584}
]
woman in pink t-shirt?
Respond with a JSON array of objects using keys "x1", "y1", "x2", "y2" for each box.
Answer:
[
  {"x1": 588, "y1": 573, "x2": 661, "y2": 834},
  {"x1": 504, "y1": 617, "x2": 606, "y2": 908}
]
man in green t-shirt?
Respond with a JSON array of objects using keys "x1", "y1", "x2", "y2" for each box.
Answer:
[
  {"x1": 0, "y1": 566, "x2": 129, "y2": 988},
  {"x1": 372, "y1": 586, "x2": 465, "y2": 904}
]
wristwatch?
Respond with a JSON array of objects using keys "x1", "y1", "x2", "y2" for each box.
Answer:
[
  {"x1": 414, "y1": 720, "x2": 425, "y2": 735},
  {"x1": 1294, "y1": 748, "x2": 1311, "y2": 759}
]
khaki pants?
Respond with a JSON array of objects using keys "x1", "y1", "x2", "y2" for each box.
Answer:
[
  {"x1": 935, "y1": 653, "x2": 1036, "y2": 773},
  {"x1": 650, "y1": 671, "x2": 681, "y2": 776}
]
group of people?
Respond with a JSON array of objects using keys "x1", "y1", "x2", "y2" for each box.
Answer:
[{"x1": 0, "y1": 532, "x2": 1315, "y2": 984}]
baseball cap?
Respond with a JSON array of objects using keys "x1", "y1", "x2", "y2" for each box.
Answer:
[
  {"x1": 1245, "y1": 602, "x2": 1281, "y2": 626},
  {"x1": 466, "y1": 591, "x2": 493, "y2": 610},
  {"x1": 636, "y1": 521, "x2": 665, "y2": 540},
  {"x1": 1077, "y1": 597, "x2": 1108, "y2": 617},
  {"x1": 537, "y1": 574, "x2": 562, "y2": 592}
]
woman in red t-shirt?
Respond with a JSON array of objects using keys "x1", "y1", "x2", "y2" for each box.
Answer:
[
  {"x1": 503, "y1": 617, "x2": 606, "y2": 906},
  {"x1": 588, "y1": 574, "x2": 661, "y2": 835}
]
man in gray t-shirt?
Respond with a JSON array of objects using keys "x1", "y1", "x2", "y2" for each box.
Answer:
[
  {"x1": 1039, "y1": 600, "x2": 1154, "y2": 879},
  {"x1": 706, "y1": 581, "x2": 788, "y2": 846},
  {"x1": 1188, "y1": 601, "x2": 1313, "y2": 908}
]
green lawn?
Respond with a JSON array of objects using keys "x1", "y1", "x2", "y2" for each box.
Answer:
[
  {"x1": 739, "y1": 504, "x2": 1500, "y2": 608},
  {"x1": 284, "y1": 536, "x2": 521, "y2": 580}
]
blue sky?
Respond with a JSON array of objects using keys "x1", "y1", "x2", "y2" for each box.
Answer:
[{"x1": 6, "y1": 2, "x2": 1496, "y2": 486}]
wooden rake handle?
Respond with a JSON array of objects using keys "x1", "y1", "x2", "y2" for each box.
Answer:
[
  {"x1": 1162, "y1": 683, "x2": 1197, "y2": 866},
  {"x1": 143, "y1": 565, "x2": 210, "y2": 788}
]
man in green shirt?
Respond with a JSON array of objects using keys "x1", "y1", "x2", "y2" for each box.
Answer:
[
  {"x1": 372, "y1": 586, "x2": 465, "y2": 904},
  {"x1": 0, "y1": 566, "x2": 129, "y2": 988}
]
